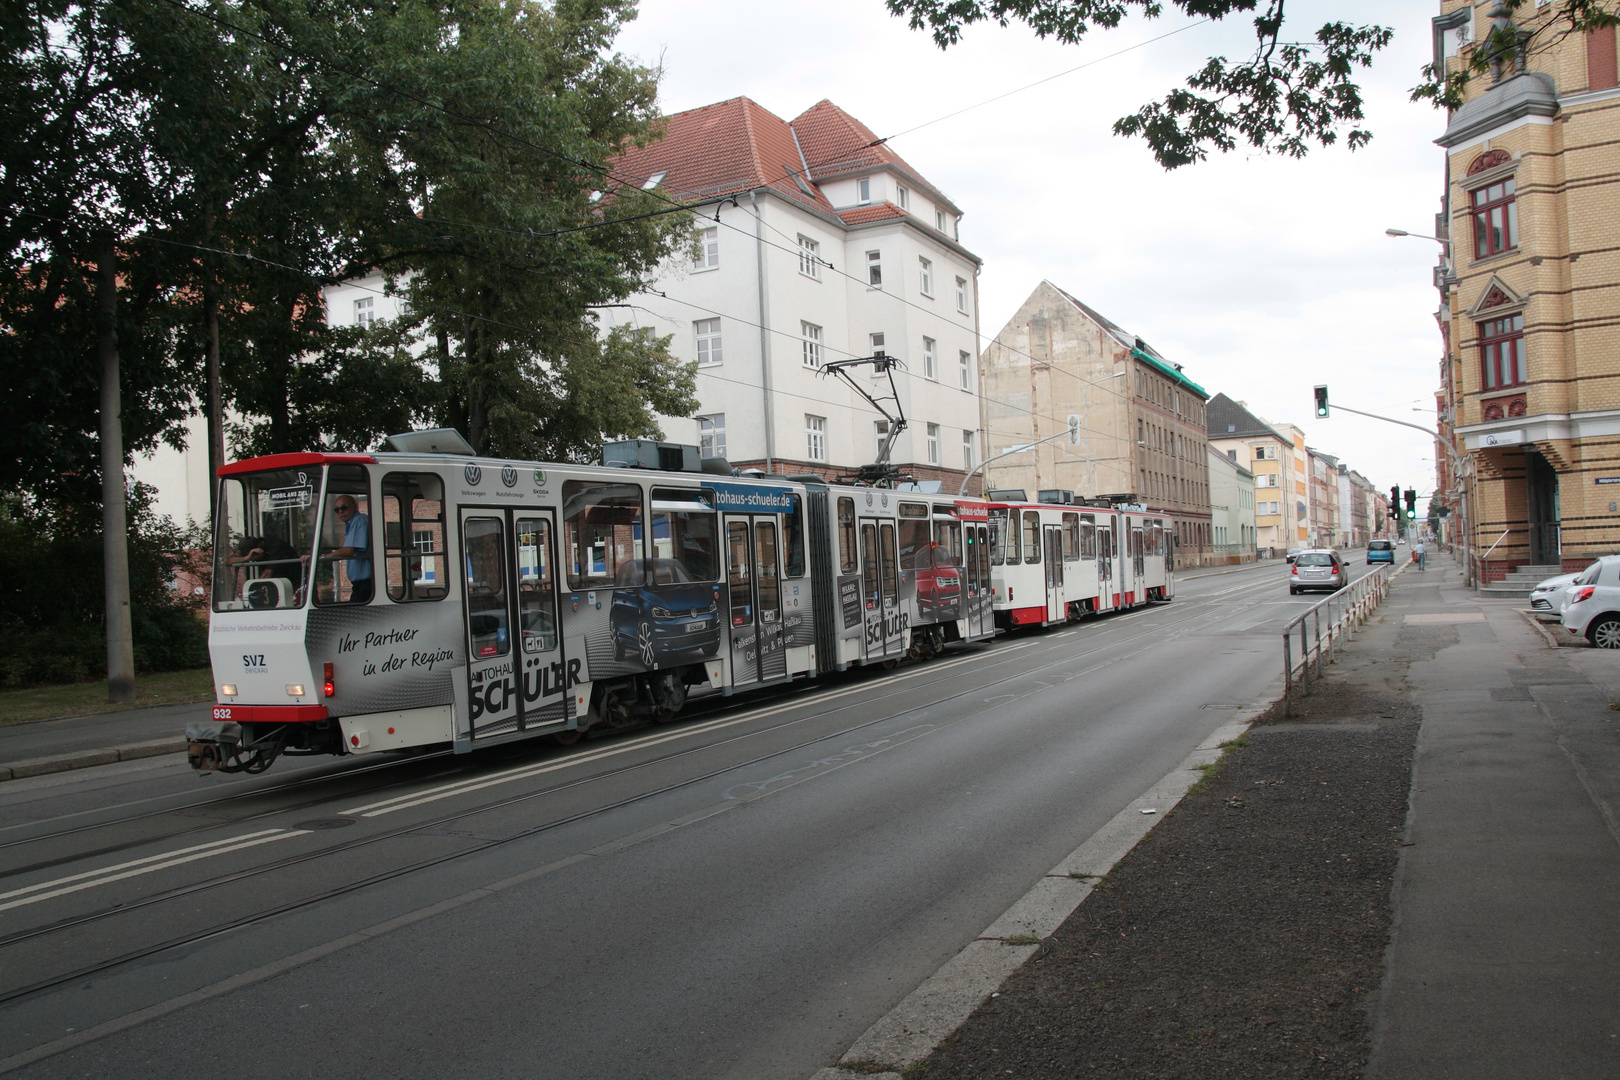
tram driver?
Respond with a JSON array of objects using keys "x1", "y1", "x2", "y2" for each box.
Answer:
[{"x1": 313, "y1": 495, "x2": 373, "y2": 603}]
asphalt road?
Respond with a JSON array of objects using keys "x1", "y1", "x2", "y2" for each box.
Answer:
[{"x1": 0, "y1": 554, "x2": 1384, "y2": 1079}]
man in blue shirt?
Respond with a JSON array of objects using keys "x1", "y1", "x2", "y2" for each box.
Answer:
[{"x1": 322, "y1": 496, "x2": 373, "y2": 602}]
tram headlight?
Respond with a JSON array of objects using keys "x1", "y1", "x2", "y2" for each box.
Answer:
[
  {"x1": 323, "y1": 662, "x2": 336, "y2": 698},
  {"x1": 220, "y1": 684, "x2": 238, "y2": 697},
  {"x1": 286, "y1": 684, "x2": 306, "y2": 697}
]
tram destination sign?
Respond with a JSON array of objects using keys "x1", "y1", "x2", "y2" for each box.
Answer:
[
  {"x1": 705, "y1": 481, "x2": 795, "y2": 513},
  {"x1": 263, "y1": 485, "x2": 312, "y2": 510}
]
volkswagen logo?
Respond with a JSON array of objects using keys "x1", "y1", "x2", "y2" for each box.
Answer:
[
  {"x1": 865, "y1": 492, "x2": 873, "y2": 507},
  {"x1": 500, "y1": 466, "x2": 518, "y2": 488},
  {"x1": 464, "y1": 463, "x2": 483, "y2": 487}
]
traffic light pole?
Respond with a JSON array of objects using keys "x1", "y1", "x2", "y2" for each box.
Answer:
[{"x1": 1319, "y1": 401, "x2": 1476, "y2": 588}]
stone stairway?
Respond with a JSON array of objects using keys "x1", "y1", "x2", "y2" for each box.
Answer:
[{"x1": 1478, "y1": 563, "x2": 1566, "y2": 600}]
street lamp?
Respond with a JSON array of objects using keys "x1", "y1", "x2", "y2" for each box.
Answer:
[{"x1": 960, "y1": 424, "x2": 1076, "y2": 497}]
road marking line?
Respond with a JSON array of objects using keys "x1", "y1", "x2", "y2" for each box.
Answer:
[
  {"x1": 0, "y1": 830, "x2": 287, "y2": 902},
  {"x1": 0, "y1": 831, "x2": 307, "y2": 914}
]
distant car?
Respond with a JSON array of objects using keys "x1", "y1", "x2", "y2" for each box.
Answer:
[
  {"x1": 1286, "y1": 546, "x2": 1307, "y2": 564},
  {"x1": 1367, "y1": 539, "x2": 1395, "y2": 565},
  {"x1": 611, "y1": 558, "x2": 722, "y2": 668},
  {"x1": 1529, "y1": 571, "x2": 1581, "y2": 622},
  {"x1": 1290, "y1": 549, "x2": 1345, "y2": 595},
  {"x1": 1561, "y1": 557, "x2": 1620, "y2": 647}
]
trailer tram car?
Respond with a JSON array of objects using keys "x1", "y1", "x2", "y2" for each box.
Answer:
[
  {"x1": 987, "y1": 494, "x2": 1174, "y2": 630},
  {"x1": 189, "y1": 431, "x2": 996, "y2": 774}
]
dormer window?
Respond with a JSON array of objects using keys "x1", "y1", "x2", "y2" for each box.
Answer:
[
  {"x1": 857, "y1": 177, "x2": 871, "y2": 204},
  {"x1": 935, "y1": 210, "x2": 946, "y2": 231},
  {"x1": 641, "y1": 171, "x2": 666, "y2": 190},
  {"x1": 897, "y1": 186, "x2": 910, "y2": 211}
]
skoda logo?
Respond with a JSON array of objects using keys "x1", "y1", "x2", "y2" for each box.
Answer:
[
  {"x1": 865, "y1": 492, "x2": 873, "y2": 507},
  {"x1": 500, "y1": 466, "x2": 518, "y2": 488},
  {"x1": 533, "y1": 469, "x2": 546, "y2": 487},
  {"x1": 464, "y1": 463, "x2": 482, "y2": 487},
  {"x1": 881, "y1": 493, "x2": 889, "y2": 508}
]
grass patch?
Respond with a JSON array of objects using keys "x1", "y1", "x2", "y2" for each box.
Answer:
[
  {"x1": 1002, "y1": 933, "x2": 1042, "y2": 946},
  {"x1": 1186, "y1": 760, "x2": 1223, "y2": 797},
  {"x1": 1220, "y1": 735, "x2": 1250, "y2": 748},
  {"x1": 0, "y1": 667, "x2": 214, "y2": 725}
]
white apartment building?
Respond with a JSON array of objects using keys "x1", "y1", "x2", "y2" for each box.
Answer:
[{"x1": 605, "y1": 97, "x2": 984, "y2": 488}]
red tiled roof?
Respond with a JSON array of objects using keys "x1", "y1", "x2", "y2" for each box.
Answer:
[
  {"x1": 790, "y1": 100, "x2": 956, "y2": 211},
  {"x1": 838, "y1": 202, "x2": 907, "y2": 226},
  {"x1": 610, "y1": 97, "x2": 831, "y2": 214}
]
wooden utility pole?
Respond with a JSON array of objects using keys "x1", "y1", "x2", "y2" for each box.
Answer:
[{"x1": 96, "y1": 234, "x2": 136, "y2": 702}]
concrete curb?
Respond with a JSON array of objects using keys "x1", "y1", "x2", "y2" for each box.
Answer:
[
  {"x1": 808, "y1": 698, "x2": 1275, "y2": 1080},
  {"x1": 1519, "y1": 607, "x2": 1576, "y2": 648},
  {"x1": 0, "y1": 738, "x2": 187, "y2": 782}
]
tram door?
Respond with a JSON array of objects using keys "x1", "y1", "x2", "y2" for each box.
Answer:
[
  {"x1": 1043, "y1": 525, "x2": 1065, "y2": 623},
  {"x1": 860, "y1": 519, "x2": 905, "y2": 660},
  {"x1": 966, "y1": 524, "x2": 993, "y2": 638},
  {"x1": 1097, "y1": 523, "x2": 1114, "y2": 610},
  {"x1": 459, "y1": 508, "x2": 566, "y2": 740},
  {"x1": 1113, "y1": 513, "x2": 1135, "y2": 607},
  {"x1": 725, "y1": 515, "x2": 786, "y2": 686}
]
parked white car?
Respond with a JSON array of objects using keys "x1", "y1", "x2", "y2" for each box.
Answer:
[
  {"x1": 1559, "y1": 556, "x2": 1620, "y2": 648},
  {"x1": 1529, "y1": 571, "x2": 1580, "y2": 622}
]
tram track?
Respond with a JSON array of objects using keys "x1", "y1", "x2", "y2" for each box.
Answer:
[{"x1": 0, "y1": 588, "x2": 1266, "y2": 1010}]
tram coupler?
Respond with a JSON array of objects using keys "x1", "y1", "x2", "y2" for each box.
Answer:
[{"x1": 186, "y1": 720, "x2": 242, "y2": 771}]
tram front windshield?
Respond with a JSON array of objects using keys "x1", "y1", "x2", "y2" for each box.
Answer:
[{"x1": 214, "y1": 468, "x2": 321, "y2": 611}]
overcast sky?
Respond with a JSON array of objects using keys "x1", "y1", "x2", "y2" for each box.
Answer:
[{"x1": 615, "y1": 0, "x2": 1448, "y2": 507}]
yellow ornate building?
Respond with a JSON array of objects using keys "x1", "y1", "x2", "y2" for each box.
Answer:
[{"x1": 1432, "y1": 1, "x2": 1620, "y2": 580}]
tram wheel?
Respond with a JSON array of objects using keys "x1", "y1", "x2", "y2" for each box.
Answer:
[
  {"x1": 651, "y1": 671, "x2": 687, "y2": 722},
  {"x1": 552, "y1": 727, "x2": 586, "y2": 746}
]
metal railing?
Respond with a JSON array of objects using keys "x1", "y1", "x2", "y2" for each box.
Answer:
[{"x1": 1282, "y1": 564, "x2": 1394, "y2": 717}]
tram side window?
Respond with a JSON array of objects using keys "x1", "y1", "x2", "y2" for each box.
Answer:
[
  {"x1": 989, "y1": 509, "x2": 1011, "y2": 566},
  {"x1": 880, "y1": 522, "x2": 899, "y2": 605},
  {"x1": 1023, "y1": 511, "x2": 1041, "y2": 564},
  {"x1": 934, "y1": 520, "x2": 962, "y2": 566},
  {"x1": 1079, "y1": 517, "x2": 1097, "y2": 559},
  {"x1": 1099, "y1": 528, "x2": 1113, "y2": 559},
  {"x1": 756, "y1": 522, "x2": 781, "y2": 618},
  {"x1": 564, "y1": 481, "x2": 644, "y2": 590},
  {"x1": 783, "y1": 494, "x2": 807, "y2": 577},
  {"x1": 652, "y1": 488, "x2": 719, "y2": 583},
  {"x1": 838, "y1": 497, "x2": 857, "y2": 574},
  {"x1": 1061, "y1": 512, "x2": 1080, "y2": 562},
  {"x1": 516, "y1": 517, "x2": 557, "y2": 654},
  {"x1": 727, "y1": 520, "x2": 753, "y2": 627},
  {"x1": 315, "y1": 465, "x2": 374, "y2": 605},
  {"x1": 463, "y1": 516, "x2": 510, "y2": 658},
  {"x1": 899, "y1": 503, "x2": 932, "y2": 571},
  {"x1": 381, "y1": 472, "x2": 447, "y2": 602}
]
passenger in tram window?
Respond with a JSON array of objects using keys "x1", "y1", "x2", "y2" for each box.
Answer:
[{"x1": 321, "y1": 496, "x2": 373, "y2": 603}]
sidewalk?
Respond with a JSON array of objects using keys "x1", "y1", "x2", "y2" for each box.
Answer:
[
  {"x1": 864, "y1": 548, "x2": 1620, "y2": 1079},
  {"x1": 0, "y1": 700, "x2": 208, "y2": 780}
]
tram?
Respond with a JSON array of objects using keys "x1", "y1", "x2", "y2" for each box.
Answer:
[
  {"x1": 986, "y1": 493, "x2": 1174, "y2": 629},
  {"x1": 189, "y1": 431, "x2": 996, "y2": 774}
]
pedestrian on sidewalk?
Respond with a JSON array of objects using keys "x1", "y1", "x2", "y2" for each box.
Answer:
[{"x1": 1414, "y1": 540, "x2": 1427, "y2": 570}]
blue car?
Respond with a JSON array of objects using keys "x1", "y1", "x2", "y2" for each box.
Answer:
[
  {"x1": 611, "y1": 559, "x2": 722, "y2": 668},
  {"x1": 1367, "y1": 539, "x2": 1395, "y2": 565}
]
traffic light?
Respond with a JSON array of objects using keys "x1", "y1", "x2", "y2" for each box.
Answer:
[
  {"x1": 1314, "y1": 385, "x2": 1329, "y2": 418},
  {"x1": 1389, "y1": 486, "x2": 1400, "y2": 519},
  {"x1": 1404, "y1": 488, "x2": 1417, "y2": 520}
]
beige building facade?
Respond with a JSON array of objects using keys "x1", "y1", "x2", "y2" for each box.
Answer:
[
  {"x1": 1432, "y1": 3, "x2": 1620, "y2": 579},
  {"x1": 1207, "y1": 394, "x2": 1308, "y2": 555},
  {"x1": 980, "y1": 281, "x2": 1214, "y2": 563}
]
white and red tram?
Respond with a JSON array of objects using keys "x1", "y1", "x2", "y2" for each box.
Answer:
[
  {"x1": 986, "y1": 495, "x2": 1174, "y2": 629},
  {"x1": 190, "y1": 433, "x2": 995, "y2": 773}
]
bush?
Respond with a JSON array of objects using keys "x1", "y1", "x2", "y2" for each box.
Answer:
[{"x1": 0, "y1": 486, "x2": 209, "y2": 688}]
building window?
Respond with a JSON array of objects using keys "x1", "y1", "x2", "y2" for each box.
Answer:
[
  {"x1": 922, "y1": 337, "x2": 937, "y2": 381},
  {"x1": 1471, "y1": 177, "x2": 1518, "y2": 259},
  {"x1": 1480, "y1": 312, "x2": 1527, "y2": 389},
  {"x1": 806, "y1": 415, "x2": 826, "y2": 461},
  {"x1": 801, "y1": 321, "x2": 823, "y2": 368},
  {"x1": 897, "y1": 186, "x2": 909, "y2": 210},
  {"x1": 697, "y1": 414, "x2": 726, "y2": 459},
  {"x1": 955, "y1": 276, "x2": 969, "y2": 314},
  {"x1": 798, "y1": 235, "x2": 821, "y2": 279},
  {"x1": 695, "y1": 318, "x2": 722, "y2": 366},
  {"x1": 919, "y1": 257, "x2": 933, "y2": 296},
  {"x1": 935, "y1": 210, "x2": 946, "y2": 231},
  {"x1": 869, "y1": 331, "x2": 886, "y2": 359},
  {"x1": 958, "y1": 350, "x2": 971, "y2": 390},
  {"x1": 962, "y1": 430, "x2": 975, "y2": 470},
  {"x1": 927, "y1": 423, "x2": 940, "y2": 465},
  {"x1": 857, "y1": 177, "x2": 871, "y2": 204},
  {"x1": 697, "y1": 226, "x2": 719, "y2": 270},
  {"x1": 875, "y1": 421, "x2": 889, "y2": 458},
  {"x1": 867, "y1": 250, "x2": 882, "y2": 288},
  {"x1": 354, "y1": 297, "x2": 375, "y2": 326}
]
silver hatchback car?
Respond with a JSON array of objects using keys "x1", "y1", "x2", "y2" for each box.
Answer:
[{"x1": 1290, "y1": 549, "x2": 1345, "y2": 595}]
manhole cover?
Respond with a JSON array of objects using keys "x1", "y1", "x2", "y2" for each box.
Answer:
[{"x1": 294, "y1": 816, "x2": 358, "y2": 830}]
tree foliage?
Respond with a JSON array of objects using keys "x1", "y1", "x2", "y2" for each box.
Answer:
[{"x1": 883, "y1": 0, "x2": 1392, "y2": 169}]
